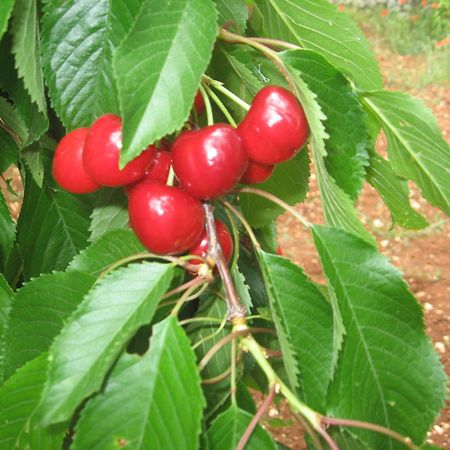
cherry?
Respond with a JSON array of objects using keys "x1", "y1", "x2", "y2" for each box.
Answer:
[
  {"x1": 52, "y1": 128, "x2": 100, "y2": 194},
  {"x1": 194, "y1": 90, "x2": 205, "y2": 115},
  {"x1": 83, "y1": 114, "x2": 156, "y2": 187},
  {"x1": 142, "y1": 150, "x2": 172, "y2": 184},
  {"x1": 128, "y1": 181, "x2": 205, "y2": 255},
  {"x1": 172, "y1": 124, "x2": 248, "y2": 199},
  {"x1": 189, "y1": 220, "x2": 233, "y2": 265},
  {"x1": 240, "y1": 160, "x2": 274, "y2": 185},
  {"x1": 238, "y1": 86, "x2": 309, "y2": 165}
]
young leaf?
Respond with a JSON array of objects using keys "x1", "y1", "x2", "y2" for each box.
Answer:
[
  {"x1": 68, "y1": 229, "x2": 145, "y2": 277},
  {"x1": 41, "y1": 0, "x2": 143, "y2": 129},
  {"x1": 115, "y1": 0, "x2": 217, "y2": 164},
  {"x1": 11, "y1": 0, "x2": 46, "y2": 113},
  {"x1": 251, "y1": 0, "x2": 382, "y2": 90},
  {"x1": 73, "y1": 316, "x2": 205, "y2": 450},
  {"x1": 258, "y1": 252, "x2": 334, "y2": 413},
  {"x1": 0, "y1": 0, "x2": 14, "y2": 40},
  {"x1": 89, "y1": 188, "x2": 129, "y2": 242},
  {"x1": 214, "y1": 0, "x2": 248, "y2": 32},
  {"x1": 207, "y1": 404, "x2": 276, "y2": 450},
  {"x1": 366, "y1": 151, "x2": 429, "y2": 230},
  {"x1": 313, "y1": 226, "x2": 447, "y2": 449},
  {"x1": 0, "y1": 192, "x2": 15, "y2": 271},
  {"x1": 281, "y1": 50, "x2": 370, "y2": 200},
  {"x1": 240, "y1": 149, "x2": 310, "y2": 228},
  {"x1": 36, "y1": 262, "x2": 174, "y2": 425},
  {"x1": 2, "y1": 271, "x2": 95, "y2": 379},
  {"x1": 363, "y1": 91, "x2": 450, "y2": 216}
]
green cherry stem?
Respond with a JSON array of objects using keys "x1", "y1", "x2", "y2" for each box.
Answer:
[
  {"x1": 203, "y1": 75, "x2": 250, "y2": 111},
  {"x1": 202, "y1": 83, "x2": 238, "y2": 127},
  {"x1": 250, "y1": 37, "x2": 301, "y2": 50},
  {"x1": 198, "y1": 84, "x2": 214, "y2": 126}
]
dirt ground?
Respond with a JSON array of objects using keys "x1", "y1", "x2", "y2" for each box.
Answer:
[{"x1": 269, "y1": 42, "x2": 450, "y2": 449}]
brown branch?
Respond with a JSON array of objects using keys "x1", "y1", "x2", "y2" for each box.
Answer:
[
  {"x1": 236, "y1": 384, "x2": 277, "y2": 450},
  {"x1": 316, "y1": 426, "x2": 340, "y2": 450}
]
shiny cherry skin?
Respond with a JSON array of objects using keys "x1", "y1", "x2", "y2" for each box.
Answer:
[
  {"x1": 189, "y1": 220, "x2": 233, "y2": 265},
  {"x1": 52, "y1": 127, "x2": 100, "y2": 194},
  {"x1": 194, "y1": 91, "x2": 205, "y2": 115},
  {"x1": 240, "y1": 160, "x2": 274, "y2": 184},
  {"x1": 238, "y1": 86, "x2": 309, "y2": 165},
  {"x1": 172, "y1": 124, "x2": 248, "y2": 199},
  {"x1": 128, "y1": 181, "x2": 205, "y2": 255},
  {"x1": 83, "y1": 114, "x2": 156, "y2": 187}
]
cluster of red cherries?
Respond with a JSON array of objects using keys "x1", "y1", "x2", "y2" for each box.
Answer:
[{"x1": 52, "y1": 85, "x2": 309, "y2": 263}]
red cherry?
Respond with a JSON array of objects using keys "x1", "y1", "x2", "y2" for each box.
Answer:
[
  {"x1": 52, "y1": 128, "x2": 100, "y2": 194},
  {"x1": 240, "y1": 160, "x2": 274, "y2": 184},
  {"x1": 238, "y1": 86, "x2": 309, "y2": 165},
  {"x1": 277, "y1": 245, "x2": 283, "y2": 256},
  {"x1": 189, "y1": 220, "x2": 233, "y2": 265},
  {"x1": 194, "y1": 90, "x2": 205, "y2": 115},
  {"x1": 83, "y1": 114, "x2": 156, "y2": 187},
  {"x1": 128, "y1": 181, "x2": 205, "y2": 255},
  {"x1": 172, "y1": 124, "x2": 248, "y2": 199}
]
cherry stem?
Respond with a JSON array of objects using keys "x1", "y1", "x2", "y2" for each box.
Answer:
[
  {"x1": 236, "y1": 187, "x2": 311, "y2": 230},
  {"x1": 292, "y1": 411, "x2": 325, "y2": 450},
  {"x1": 203, "y1": 75, "x2": 250, "y2": 111},
  {"x1": 231, "y1": 338, "x2": 237, "y2": 404},
  {"x1": 198, "y1": 84, "x2": 214, "y2": 126},
  {"x1": 202, "y1": 83, "x2": 237, "y2": 127},
  {"x1": 171, "y1": 281, "x2": 208, "y2": 317},
  {"x1": 249, "y1": 37, "x2": 301, "y2": 50},
  {"x1": 316, "y1": 426, "x2": 340, "y2": 450},
  {"x1": 236, "y1": 383, "x2": 277, "y2": 450},
  {"x1": 322, "y1": 417, "x2": 418, "y2": 450},
  {"x1": 192, "y1": 313, "x2": 229, "y2": 350},
  {"x1": 203, "y1": 202, "x2": 247, "y2": 320}
]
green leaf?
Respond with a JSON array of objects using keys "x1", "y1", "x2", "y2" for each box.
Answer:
[
  {"x1": 313, "y1": 226, "x2": 447, "y2": 449},
  {"x1": 366, "y1": 150, "x2": 429, "y2": 230},
  {"x1": 232, "y1": 266, "x2": 252, "y2": 308},
  {"x1": 258, "y1": 252, "x2": 334, "y2": 413},
  {"x1": 281, "y1": 50, "x2": 369, "y2": 200},
  {"x1": 11, "y1": 0, "x2": 46, "y2": 113},
  {"x1": 238, "y1": 248, "x2": 269, "y2": 308},
  {"x1": 0, "y1": 96, "x2": 28, "y2": 145},
  {"x1": 214, "y1": 0, "x2": 248, "y2": 32},
  {"x1": 73, "y1": 316, "x2": 205, "y2": 450},
  {"x1": 284, "y1": 61, "x2": 375, "y2": 245},
  {"x1": 3, "y1": 271, "x2": 95, "y2": 379},
  {"x1": 17, "y1": 169, "x2": 94, "y2": 279},
  {"x1": 89, "y1": 188, "x2": 129, "y2": 242},
  {"x1": 68, "y1": 229, "x2": 145, "y2": 277},
  {"x1": 36, "y1": 262, "x2": 174, "y2": 425},
  {"x1": 362, "y1": 91, "x2": 450, "y2": 216},
  {"x1": 0, "y1": 192, "x2": 15, "y2": 271},
  {"x1": 41, "y1": 0, "x2": 143, "y2": 129},
  {"x1": 240, "y1": 149, "x2": 310, "y2": 228},
  {"x1": 252, "y1": 0, "x2": 381, "y2": 90},
  {"x1": 0, "y1": 0, "x2": 14, "y2": 39},
  {"x1": 0, "y1": 130, "x2": 18, "y2": 173},
  {"x1": 0, "y1": 275, "x2": 13, "y2": 383},
  {"x1": 207, "y1": 404, "x2": 276, "y2": 450},
  {"x1": 115, "y1": 0, "x2": 217, "y2": 164}
]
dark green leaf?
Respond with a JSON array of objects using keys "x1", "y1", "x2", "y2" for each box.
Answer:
[
  {"x1": 0, "y1": 0, "x2": 14, "y2": 39},
  {"x1": 0, "y1": 96, "x2": 28, "y2": 145},
  {"x1": 207, "y1": 404, "x2": 276, "y2": 450},
  {"x1": 3, "y1": 271, "x2": 95, "y2": 379},
  {"x1": 281, "y1": 50, "x2": 369, "y2": 200},
  {"x1": 252, "y1": 0, "x2": 381, "y2": 90},
  {"x1": 36, "y1": 262, "x2": 174, "y2": 425},
  {"x1": 259, "y1": 252, "x2": 334, "y2": 412},
  {"x1": 363, "y1": 91, "x2": 450, "y2": 216},
  {"x1": 238, "y1": 248, "x2": 269, "y2": 308},
  {"x1": 89, "y1": 188, "x2": 129, "y2": 242},
  {"x1": 313, "y1": 226, "x2": 447, "y2": 449},
  {"x1": 115, "y1": 0, "x2": 217, "y2": 164},
  {"x1": 214, "y1": 0, "x2": 248, "y2": 32},
  {"x1": 240, "y1": 149, "x2": 310, "y2": 228},
  {"x1": 41, "y1": 0, "x2": 143, "y2": 129},
  {"x1": 73, "y1": 316, "x2": 204, "y2": 450},
  {"x1": 68, "y1": 228, "x2": 145, "y2": 277},
  {"x1": 367, "y1": 150, "x2": 428, "y2": 230},
  {"x1": 0, "y1": 192, "x2": 15, "y2": 271},
  {"x1": 0, "y1": 130, "x2": 18, "y2": 173}
]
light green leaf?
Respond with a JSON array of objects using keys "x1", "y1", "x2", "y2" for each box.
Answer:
[
  {"x1": 3, "y1": 271, "x2": 95, "y2": 379},
  {"x1": 240, "y1": 149, "x2": 310, "y2": 228},
  {"x1": 0, "y1": 192, "x2": 15, "y2": 271},
  {"x1": 367, "y1": 150, "x2": 429, "y2": 230},
  {"x1": 0, "y1": 275, "x2": 13, "y2": 383},
  {"x1": 68, "y1": 229, "x2": 145, "y2": 277},
  {"x1": 11, "y1": 0, "x2": 46, "y2": 113},
  {"x1": 0, "y1": 0, "x2": 14, "y2": 39},
  {"x1": 284, "y1": 62, "x2": 375, "y2": 245},
  {"x1": 36, "y1": 262, "x2": 174, "y2": 425},
  {"x1": 313, "y1": 226, "x2": 447, "y2": 449},
  {"x1": 207, "y1": 404, "x2": 276, "y2": 450},
  {"x1": 363, "y1": 90, "x2": 450, "y2": 216},
  {"x1": 41, "y1": 0, "x2": 143, "y2": 129},
  {"x1": 73, "y1": 316, "x2": 204, "y2": 450},
  {"x1": 258, "y1": 251, "x2": 334, "y2": 412},
  {"x1": 115, "y1": 0, "x2": 217, "y2": 164},
  {"x1": 252, "y1": 0, "x2": 382, "y2": 90},
  {"x1": 214, "y1": 0, "x2": 248, "y2": 32},
  {"x1": 281, "y1": 50, "x2": 370, "y2": 200},
  {"x1": 232, "y1": 266, "x2": 252, "y2": 308},
  {"x1": 89, "y1": 188, "x2": 129, "y2": 242}
]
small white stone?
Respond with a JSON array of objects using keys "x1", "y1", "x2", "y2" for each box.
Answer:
[
  {"x1": 381, "y1": 240, "x2": 389, "y2": 248},
  {"x1": 433, "y1": 424, "x2": 444, "y2": 435},
  {"x1": 434, "y1": 342, "x2": 445, "y2": 353},
  {"x1": 373, "y1": 219, "x2": 383, "y2": 228},
  {"x1": 424, "y1": 302, "x2": 433, "y2": 312},
  {"x1": 268, "y1": 408, "x2": 279, "y2": 418}
]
